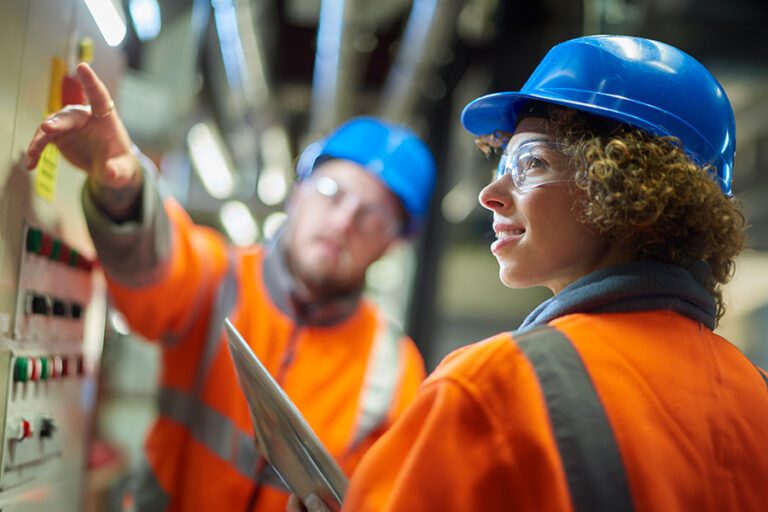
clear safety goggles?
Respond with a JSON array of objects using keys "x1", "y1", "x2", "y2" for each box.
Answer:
[
  {"x1": 310, "y1": 175, "x2": 402, "y2": 236},
  {"x1": 496, "y1": 140, "x2": 572, "y2": 192}
]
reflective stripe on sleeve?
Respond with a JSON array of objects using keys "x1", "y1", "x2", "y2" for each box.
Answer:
[
  {"x1": 151, "y1": 254, "x2": 289, "y2": 493},
  {"x1": 514, "y1": 326, "x2": 635, "y2": 512},
  {"x1": 348, "y1": 317, "x2": 403, "y2": 449},
  {"x1": 158, "y1": 386, "x2": 290, "y2": 492},
  {"x1": 757, "y1": 367, "x2": 768, "y2": 389},
  {"x1": 192, "y1": 249, "x2": 239, "y2": 393},
  {"x1": 126, "y1": 457, "x2": 171, "y2": 511}
]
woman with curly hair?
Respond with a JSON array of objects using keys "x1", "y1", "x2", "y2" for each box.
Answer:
[
  {"x1": 291, "y1": 35, "x2": 768, "y2": 512},
  {"x1": 474, "y1": 104, "x2": 746, "y2": 325}
]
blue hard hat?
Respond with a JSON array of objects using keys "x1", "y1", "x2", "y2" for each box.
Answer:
[
  {"x1": 461, "y1": 35, "x2": 736, "y2": 195},
  {"x1": 297, "y1": 116, "x2": 436, "y2": 235}
]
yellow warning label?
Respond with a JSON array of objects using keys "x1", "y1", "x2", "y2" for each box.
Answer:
[{"x1": 34, "y1": 144, "x2": 59, "y2": 202}]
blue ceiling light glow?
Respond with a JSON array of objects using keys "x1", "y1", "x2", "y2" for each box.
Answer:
[{"x1": 129, "y1": 0, "x2": 162, "y2": 42}]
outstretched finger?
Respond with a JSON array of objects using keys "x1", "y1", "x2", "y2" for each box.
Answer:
[
  {"x1": 76, "y1": 63, "x2": 115, "y2": 118},
  {"x1": 43, "y1": 105, "x2": 92, "y2": 133},
  {"x1": 26, "y1": 107, "x2": 91, "y2": 169},
  {"x1": 26, "y1": 127, "x2": 56, "y2": 169}
]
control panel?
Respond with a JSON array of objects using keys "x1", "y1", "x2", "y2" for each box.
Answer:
[
  {"x1": 0, "y1": 0, "x2": 121, "y2": 509},
  {"x1": 0, "y1": 225, "x2": 97, "y2": 500},
  {"x1": 15, "y1": 226, "x2": 94, "y2": 343}
]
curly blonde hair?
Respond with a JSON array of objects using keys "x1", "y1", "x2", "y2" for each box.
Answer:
[{"x1": 476, "y1": 105, "x2": 747, "y2": 324}]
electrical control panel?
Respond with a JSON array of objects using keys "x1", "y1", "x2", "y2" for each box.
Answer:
[{"x1": 0, "y1": 0, "x2": 123, "y2": 509}]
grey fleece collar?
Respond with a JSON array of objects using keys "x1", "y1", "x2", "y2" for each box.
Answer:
[{"x1": 517, "y1": 260, "x2": 717, "y2": 333}]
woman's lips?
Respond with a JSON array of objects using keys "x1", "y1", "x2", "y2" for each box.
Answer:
[{"x1": 491, "y1": 226, "x2": 525, "y2": 253}]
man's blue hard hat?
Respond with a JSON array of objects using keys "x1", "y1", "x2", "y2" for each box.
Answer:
[
  {"x1": 461, "y1": 35, "x2": 736, "y2": 195},
  {"x1": 297, "y1": 116, "x2": 436, "y2": 235}
]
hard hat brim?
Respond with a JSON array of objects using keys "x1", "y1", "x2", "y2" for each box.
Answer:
[
  {"x1": 461, "y1": 90, "x2": 678, "y2": 139},
  {"x1": 461, "y1": 90, "x2": 732, "y2": 195}
]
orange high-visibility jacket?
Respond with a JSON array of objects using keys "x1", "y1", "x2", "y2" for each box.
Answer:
[
  {"x1": 83, "y1": 169, "x2": 425, "y2": 512},
  {"x1": 344, "y1": 311, "x2": 768, "y2": 511}
]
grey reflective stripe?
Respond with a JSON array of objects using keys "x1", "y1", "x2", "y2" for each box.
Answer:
[
  {"x1": 515, "y1": 326, "x2": 634, "y2": 512},
  {"x1": 158, "y1": 386, "x2": 290, "y2": 492},
  {"x1": 757, "y1": 367, "x2": 768, "y2": 389},
  {"x1": 348, "y1": 317, "x2": 403, "y2": 449},
  {"x1": 158, "y1": 251, "x2": 290, "y2": 491},
  {"x1": 151, "y1": 252, "x2": 292, "y2": 496},
  {"x1": 162, "y1": 247, "x2": 239, "y2": 349},
  {"x1": 130, "y1": 456, "x2": 171, "y2": 511},
  {"x1": 192, "y1": 250, "x2": 239, "y2": 393}
]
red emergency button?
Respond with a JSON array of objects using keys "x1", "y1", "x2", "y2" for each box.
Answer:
[
  {"x1": 12, "y1": 418, "x2": 33, "y2": 442},
  {"x1": 58, "y1": 244, "x2": 71, "y2": 264},
  {"x1": 22, "y1": 419, "x2": 33, "y2": 439},
  {"x1": 40, "y1": 233, "x2": 54, "y2": 258}
]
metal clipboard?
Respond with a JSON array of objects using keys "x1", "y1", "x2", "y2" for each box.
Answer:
[{"x1": 224, "y1": 318, "x2": 347, "y2": 510}]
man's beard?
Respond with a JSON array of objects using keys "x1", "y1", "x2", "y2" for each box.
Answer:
[{"x1": 286, "y1": 243, "x2": 363, "y2": 300}]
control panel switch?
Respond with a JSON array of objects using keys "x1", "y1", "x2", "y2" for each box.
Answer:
[{"x1": 40, "y1": 416, "x2": 56, "y2": 439}]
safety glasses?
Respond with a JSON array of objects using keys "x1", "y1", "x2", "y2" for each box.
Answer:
[
  {"x1": 497, "y1": 139, "x2": 571, "y2": 192},
  {"x1": 310, "y1": 176, "x2": 402, "y2": 236}
]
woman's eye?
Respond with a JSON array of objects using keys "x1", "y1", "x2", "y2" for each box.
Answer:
[{"x1": 522, "y1": 155, "x2": 547, "y2": 171}]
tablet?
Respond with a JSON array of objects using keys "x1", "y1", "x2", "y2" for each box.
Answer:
[{"x1": 224, "y1": 318, "x2": 347, "y2": 510}]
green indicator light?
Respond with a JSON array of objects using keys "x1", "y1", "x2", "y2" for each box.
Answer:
[
  {"x1": 26, "y1": 229, "x2": 43, "y2": 254},
  {"x1": 14, "y1": 358, "x2": 29, "y2": 383},
  {"x1": 69, "y1": 249, "x2": 79, "y2": 267},
  {"x1": 40, "y1": 358, "x2": 50, "y2": 380},
  {"x1": 51, "y1": 240, "x2": 61, "y2": 260}
]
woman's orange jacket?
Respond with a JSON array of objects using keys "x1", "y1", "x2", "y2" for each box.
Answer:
[
  {"x1": 89, "y1": 191, "x2": 425, "y2": 511},
  {"x1": 344, "y1": 311, "x2": 768, "y2": 511}
]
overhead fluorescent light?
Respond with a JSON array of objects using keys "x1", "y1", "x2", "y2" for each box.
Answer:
[
  {"x1": 83, "y1": 0, "x2": 127, "y2": 47},
  {"x1": 129, "y1": 0, "x2": 161, "y2": 42},
  {"x1": 220, "y1": 201, "x2": 259, "y2": 246},
  {"x1": 263, "y1": 212, "x2": 287, "y2": 240},
  {"x1": 257, "y1": 125, "x2": 292, "y2": 205},
  {"x1": 188, "y1": 122, "x2": 235, "y2": 199}
]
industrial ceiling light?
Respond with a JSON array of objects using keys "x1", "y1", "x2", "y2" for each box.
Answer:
[{"x1": 83, "y1": 0, "x2": 127, "y2": 47}]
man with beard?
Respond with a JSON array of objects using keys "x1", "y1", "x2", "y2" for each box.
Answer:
[{"x1": 25, "y1": 63, "x2": 436, "y2": 512}]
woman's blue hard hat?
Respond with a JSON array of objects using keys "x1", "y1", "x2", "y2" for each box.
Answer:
[
  {"x1": 461, "y1": 35, "x2": 736, "y2": 195},
  {"x1": 297, "y1": 116, "x2": 436, "y2": 235}
]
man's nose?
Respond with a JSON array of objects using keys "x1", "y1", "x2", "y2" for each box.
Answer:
[{"x1": 328, "y1": 196, "x2": 361, "y2": 233}]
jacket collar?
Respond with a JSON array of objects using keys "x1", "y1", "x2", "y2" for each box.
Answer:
[{"x1": 517, "y1": 260, "x2": 717, "y2": 333}]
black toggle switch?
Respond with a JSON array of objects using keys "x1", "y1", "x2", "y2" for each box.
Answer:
[
  {"x1": 26, "y1": 293, "x2": 50, "y2": 316},
  {"x1": 52, "y1": 299, "x2": 68, "y2": 318},
  {"x1": 39, "y1": 416, "x2": 56, "y2": 438}
]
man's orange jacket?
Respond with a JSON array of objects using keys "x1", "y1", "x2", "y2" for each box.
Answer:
[
  {"x1": 344, "y1": 311, "x2": 768, "y2": 511},
  {"x1": 84, "y1": 169, "x2": 425, "y2": 511}
]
